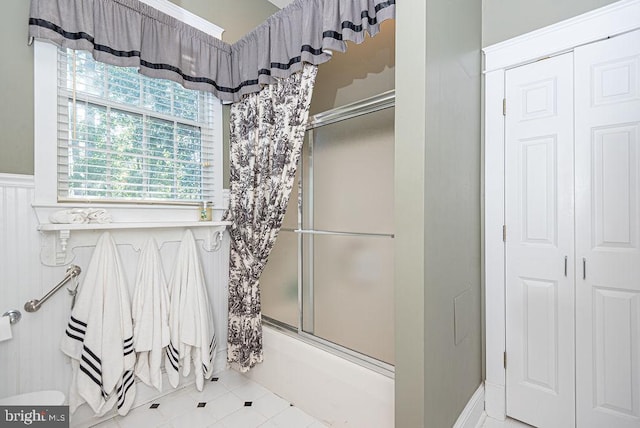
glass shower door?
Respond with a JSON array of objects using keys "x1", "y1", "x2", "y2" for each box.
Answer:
[
  {"x1": 259, "y1": 162, "x2": 301, "y2": 329},
  {"x1": 260, "y1": 92, "x2": 395, "y2": 369},
  {"x1": 300, "y1": 106, "x2": 395, "y2": 365}
]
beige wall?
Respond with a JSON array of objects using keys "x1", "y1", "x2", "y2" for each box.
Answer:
[{"x1": 482, "y1": 0, "x2": 619, "y2": 46}]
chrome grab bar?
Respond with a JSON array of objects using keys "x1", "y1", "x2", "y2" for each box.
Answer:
[{"x1": 24, "y1": 265, "x2": 81, "y2": 313}]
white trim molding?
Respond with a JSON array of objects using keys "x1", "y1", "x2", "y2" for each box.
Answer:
[
  {"x1": 32, "y1": 0, "x2": 226, "y2": 225},
  {"x1": 483, "y1": 0, "x2": 640, "y2": 72},
  {"x1": 138, "y1": 0, "x2": 224, "y2": 38},
  {"x1": 453, "y1": 384, "x2": 485, "y2": 428},
  {"x1": 0, "y1": 173, "x2": 35, "y2": 188},
  {"x1": 483, "y1": 68, "x2": 506, "y2": 420},
  {"x1": 484, "y1": 381, "x2": 506, "y2": 421},
  {"x1": 482, "y1": 0, "x2": 640, "y2": 420}
]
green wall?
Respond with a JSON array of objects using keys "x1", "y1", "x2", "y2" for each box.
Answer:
[
  {"x1": 168, "y1": 0, "x2": 279, "y2": 188},
  {"x1": 0, "y1": 0, "x2": 34, "y2": 175},
  {"x1": 0, "y1": 1, "x2": 624, "y2": 425},
  {"x1": 396, "y1": 0, "x2": 483, "y2": 425},
  {"x1": 394, "y1": 0, "x2": 427, "y2": 423},
  {"x1": 482, "y1": 0, "x2": 619, "y2": 46},
  {"x1": 0, "y1": 0, "x2": 621, "y2": 174},
  {"x1": 310, "y1": 20, "x2": 395, "y2": 115},
  {"x1": 0, "y1": 0, "x2": 278, "y2": 176},
  {"x1": 169, "y1": 0, "x2": 278, "y2": 44}
]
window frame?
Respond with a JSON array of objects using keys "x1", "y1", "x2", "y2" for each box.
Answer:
[{"x1": 33, "y1": 0, "x2": 225, "y2": 223}]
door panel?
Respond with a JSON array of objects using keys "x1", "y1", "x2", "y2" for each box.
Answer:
[
  {"x1": 301, "y1": 233, "x2": 395, "y2": 364},
  {"x1": 593, "y1": 288, "x2": 640, "y2": 417},
  {"x1": 505, "y1": 53, "x2": 575, "y2": 428},
  {"x1": 306, "y1": 107, "x2": 394, "y2": 235},
  {"x1": 520, "y1": 277, "x2": 559, "y2": 392},
  {"x1": 575, "y1": 29, "x2": 640, "y2": 428},
  {"x1": 591, "y1": 125, "x2": 637, "y2": 249}
]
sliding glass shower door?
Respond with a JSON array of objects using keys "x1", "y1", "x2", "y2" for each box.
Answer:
[{"x1": 261, "y1": 92, "x2": 395, "y2": 368}]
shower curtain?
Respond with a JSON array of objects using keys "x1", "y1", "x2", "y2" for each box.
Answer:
[
  {"x1": 225, "y1": 64, "x2": 318, "y2": 371},
  {"x1": 28, "y1": 0, "x2": 395, "y2": 372}
]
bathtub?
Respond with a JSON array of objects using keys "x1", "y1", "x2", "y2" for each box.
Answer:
[{"x1": 242, "y1": 325, "x2": 395, "y2": 427}]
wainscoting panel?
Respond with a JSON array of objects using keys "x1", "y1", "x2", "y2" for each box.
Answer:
[
  {"x1": 0, "y1": 174, "x2": 230, "y2": 408},
  {"x1": 0, "y1": 174, "x2": 69, "y2": 397}
]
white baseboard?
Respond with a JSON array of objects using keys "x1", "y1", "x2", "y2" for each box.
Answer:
[
  {"x1": 475, "y1": 412, "x2": 488, "y2": 428},
  {"x1": 484, "y1": 380, "x2": 506, "y2": 420},
  {"x1": 453, "y1": 384, "x2": 485, "y2": 428}
]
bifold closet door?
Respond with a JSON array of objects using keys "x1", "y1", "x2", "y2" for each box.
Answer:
[
  {"x1": 574, "y1": 29, "x2": 640, "y2": 428},
  {"x1": 505, "y1": 53, "x2": 575, "y2": 428}
]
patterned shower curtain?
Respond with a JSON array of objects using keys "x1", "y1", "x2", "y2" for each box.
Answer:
[{"x1": 225, "y1": 64, "x2": 318, "y2": 372}]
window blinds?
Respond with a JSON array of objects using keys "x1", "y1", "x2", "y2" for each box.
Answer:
[{"x1": 57, "y1": 48, "x2": 218, "y2": 203}]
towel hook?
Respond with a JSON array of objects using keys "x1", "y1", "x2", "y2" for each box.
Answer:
[
  {"x1": 203, "y1": 229, "x2": 224, "y2": 252},
  {"x1": 2, "y1": 309, "x2": 22, "y2": 325}
]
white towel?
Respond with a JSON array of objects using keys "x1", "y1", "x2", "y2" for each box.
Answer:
[
  {"x1": 49, "y1": 209, "x2": 89, "y2": 224},
  {"x1": 132, "y1": 238, "x2": 170, "y2": 391},
  {"x1": 165, "y1": 230, "x2": 216, "y2": 391},
  {"x1": 60, "y1": 232, "x2": 136, "y2": 416},
  {"x1": 84, "y1": 208, "x2": 112, "y2": 224},
  {"x1": 48, "y1": 208, "x2": 112, "y2": 224}
]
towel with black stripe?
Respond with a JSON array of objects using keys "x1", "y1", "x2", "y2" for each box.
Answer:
[
  {"x1": 60, "y1": 232, "x2": 136, "y2": 416},
  {"x1": 165, "y1": 230, "x2": 217, "y2": 391}
]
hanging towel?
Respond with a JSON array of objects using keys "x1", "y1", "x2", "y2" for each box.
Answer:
[
  {"x1": 84, "y1": 208, "x2": 113, "y2": 224},
  {"x1": 49, "y1": 209, "x2": 89, "y2": 224},
  {"x1": 165, "y1": 230, "x2": 216, "y2": 391},
  {"x1": 132, "y1": 237, "x2": 170, "y2": 391},
  {"x1": 60, "y1": 232, "x2": 136, "y2": 416}
]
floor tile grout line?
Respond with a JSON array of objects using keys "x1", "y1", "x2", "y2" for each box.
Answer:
[{"x1": 76, "y1": 369, "x2": 323, "y2": 428}]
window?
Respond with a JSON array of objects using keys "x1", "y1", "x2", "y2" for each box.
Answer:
[
  {"x1": 57, "y1": 48, "x2": 217, "y2": 203},
  {"x1": 33, "y1": 1, "x2": 224, "y2": 224}
]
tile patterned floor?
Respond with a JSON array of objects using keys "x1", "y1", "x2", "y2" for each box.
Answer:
[
  {"x1": 80, "y1": 369, "x2": 327, "y2": 428},
  {"x1": 70, "y1": 369, "x2": 536, "y2": 428}
]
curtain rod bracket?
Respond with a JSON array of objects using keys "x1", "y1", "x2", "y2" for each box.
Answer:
[{"x1": 28, "y1": 36, "x2": 34, "y2": 46}]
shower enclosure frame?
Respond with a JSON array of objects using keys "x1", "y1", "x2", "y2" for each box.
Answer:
[{"x1": 264, "y1": 89, "x2": 396, "y2": 378}]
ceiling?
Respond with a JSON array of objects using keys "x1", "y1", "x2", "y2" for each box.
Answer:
[{"x1": 267, "y1": 0, "x2": 293, "y2": 9}]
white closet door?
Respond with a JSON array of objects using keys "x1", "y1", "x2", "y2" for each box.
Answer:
[
  {"x1": 505, "y1": 53, "x2": 575, "y2": 428},
  {"x1": 575, "y1": 29, "x2": 640, "y2": 428}
]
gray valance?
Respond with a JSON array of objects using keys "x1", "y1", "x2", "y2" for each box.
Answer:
[{"x1": 28, "y1": 0, "x2": 395, "y2": 103}]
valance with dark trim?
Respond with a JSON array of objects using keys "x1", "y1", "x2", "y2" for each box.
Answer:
[{"x1": 28, "y1": 0, "x2": 395, "y2": 103}]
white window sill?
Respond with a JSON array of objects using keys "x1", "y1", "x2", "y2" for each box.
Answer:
[
  {"x1": 38, "y1": 220, "x2": 230, "y2": 267},
  {"x1": 37, "y1": 220, "x2": 231, "y2": 232}
]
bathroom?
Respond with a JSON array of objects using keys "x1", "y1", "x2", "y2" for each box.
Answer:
[{"x1": 1, "y1": 0, "x2": 637, "y2": 427}]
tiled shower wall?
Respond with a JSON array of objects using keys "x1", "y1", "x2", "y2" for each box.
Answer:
[{"x1": 0, "y1": 173, "x2": 230, "y2": 399}]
